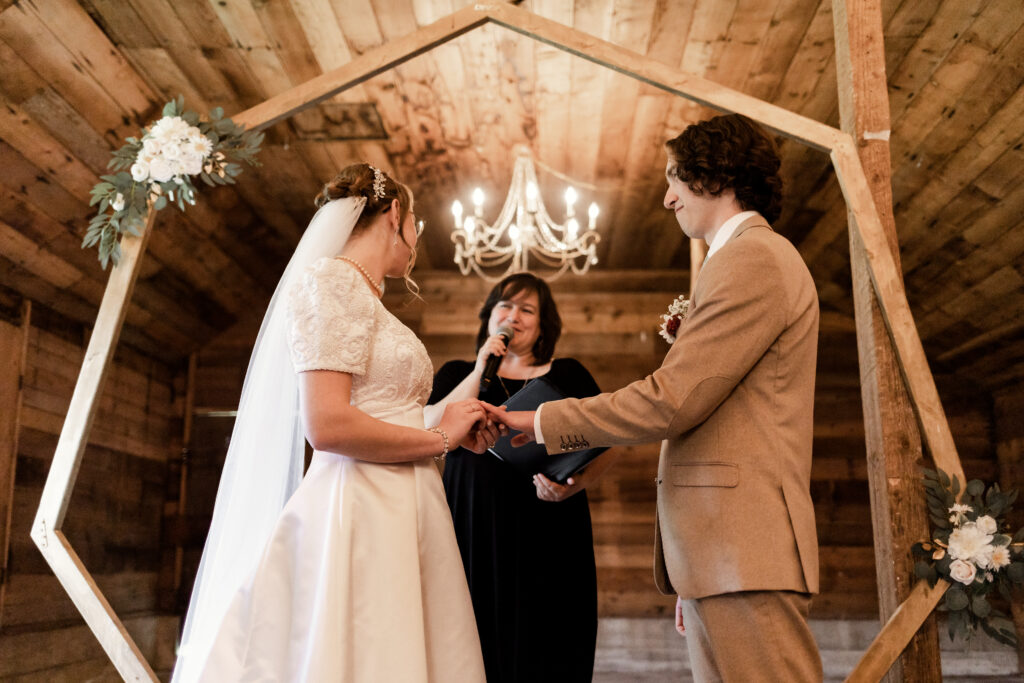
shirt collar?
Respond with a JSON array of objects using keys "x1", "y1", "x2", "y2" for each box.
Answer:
[{"x1": 705, "y1": 210, "x2": 759, "y2": 260}]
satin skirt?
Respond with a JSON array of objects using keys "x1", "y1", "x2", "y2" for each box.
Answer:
[{"x1": 197, "y1": 446, "x2": 486, "y2": 682}]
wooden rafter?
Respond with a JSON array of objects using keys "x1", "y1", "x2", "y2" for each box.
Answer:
[{"x1": 32, "y1": 4, "x2": 965, "y2": 680}]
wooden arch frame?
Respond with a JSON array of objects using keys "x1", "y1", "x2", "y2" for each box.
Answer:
[{"x1": 31, "y1": 3, "x2": 963, "y2": 681}]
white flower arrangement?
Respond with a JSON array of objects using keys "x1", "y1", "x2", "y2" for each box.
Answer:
[
  {"x1": 912, "y1": 468, "x2": 1024, "y2": 647},
  {"x1": 659, "y1": 295, "x2": 690, "y2": 344},
  {"x1": 84, "y1": 96, "x2": 263, "y2": 268}
]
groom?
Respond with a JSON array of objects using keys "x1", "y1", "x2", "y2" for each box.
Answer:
[{"x1": 487, "y1": 114, "x2": 822, "y2": 681}]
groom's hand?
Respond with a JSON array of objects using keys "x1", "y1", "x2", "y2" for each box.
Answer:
[
  {"x1": 675, "y1": 596, "x2": 685, "y2": 636},
  {"x1": 482, "y1": 404, "x2": 537, "y2": 447}
]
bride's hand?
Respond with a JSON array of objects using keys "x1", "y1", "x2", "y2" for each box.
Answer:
[{"x1": 438, "y1": 400, "x2": 503, "y2": 453}]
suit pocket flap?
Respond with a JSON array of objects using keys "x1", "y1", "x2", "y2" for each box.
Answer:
[{"x1": 671, "y1": 462, "x2": 739, "y2": 487}]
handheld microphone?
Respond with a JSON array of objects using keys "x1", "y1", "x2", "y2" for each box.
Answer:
[{"x1": 479, "y1": 325, "x2": 514, "y2": 394}]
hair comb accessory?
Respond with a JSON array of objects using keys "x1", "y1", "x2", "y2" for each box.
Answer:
[{"x1": 368, "y1": 165, "x2": 386, "y2": 200}]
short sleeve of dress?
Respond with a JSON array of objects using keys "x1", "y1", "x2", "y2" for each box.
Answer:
[{"x1": 287, "y1": 258, "x2": 377, "y2": 374}]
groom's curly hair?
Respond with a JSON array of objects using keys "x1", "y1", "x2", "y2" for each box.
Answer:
[{"x1": 665, "y1": 114, "x2": 783, "y2": 223}]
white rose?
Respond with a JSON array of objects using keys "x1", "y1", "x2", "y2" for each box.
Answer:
[
  {"x1": 110, "y1": 193, "x2": 125, "y2": 212},
  {"x1": 948, "y1": 523, "x2": 993, "y2": 563},
  {"x1": 130, "y1": 161, "x2": 149, "y2": 182},
  {"x1": 142, "y1": 137, "x2": 162, "y2": 156},
  {"x1": 182, "y1": 153, "x2": 204, "y2": 176},
  {"x1": 976, "y1": 515, "x2": 997, "y2": 535},
  {"x1": 149, "y1": 157, "x2": 175, "y2": 183},
  {"x1": 949, "y1": 559, "x2": 977, "y2": 585}
]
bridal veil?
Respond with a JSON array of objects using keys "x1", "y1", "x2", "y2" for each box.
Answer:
[{"x1": 172, "y1": 197, "x2": 366, "y2": 682}]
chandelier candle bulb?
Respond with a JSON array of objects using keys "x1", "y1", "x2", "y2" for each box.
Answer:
[
  {"x1": 451, "y1": 200, "x2": 463, "y2": 231},
  {"x1": 526, "y1": 182, "x2": 539, "y2": 213},
  {"x1": 588, "y1": 202, "x2": 600, "y2": 229},
  {"x1": 564, "y1": 186, "x2": 578, "y2": 217},
  {"x1": 472, "y1": 187, "x2": 485, "y2": 217}
]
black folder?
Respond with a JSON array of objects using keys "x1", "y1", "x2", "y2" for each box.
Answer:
[{"x1": 487, "y1": 376, "x2": 608, "y2": 483}]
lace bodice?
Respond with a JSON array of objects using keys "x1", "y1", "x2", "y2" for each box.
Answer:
[{"x1": 287, "y1": 258, "x2": 433, "y2": 414}]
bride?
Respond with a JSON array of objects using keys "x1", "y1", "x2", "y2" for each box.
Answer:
[{"x1": 172, "y1": 163, "x2": 491, "y2": 682}]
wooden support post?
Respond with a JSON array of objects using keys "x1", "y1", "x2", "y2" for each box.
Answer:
[
  {"x1": 688, "y1": 239, "x2": 706, "y2": 299},
  {"x1": 173, "y1": 353, "x2": 198, "y2": 595},
  {"x1": 0, "y1": 299, "x2": 30, "y2": 625},
  {"x1": 993, "y1": 389, "x2": 1024, "y2": 668},
  {"x1": 832, "y1": 1, "x2": 941, "y2": 680},
  {"x1": 30, "y1": 213, "x2": 158, "y2": 682}
]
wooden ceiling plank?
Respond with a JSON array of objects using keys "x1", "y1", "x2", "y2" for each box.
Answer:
[
  {"x1": 532, "y1": 0, "x2": 573, "y2": 189},
  {"x1": 889, "y1": 26, "x2": 1024, "y2": 229},
  {"x1": 15, "y1": 90, "x2": 114, "y2": 174},
  {"x1": 0, "y1": 220, "x2": 84, "y2": 291},
  {"x1": 894, "y1": 91, "x2": 1024, "y2": 268},
  {"x1": 885, "y1": 0, "x2": 985, "y2": 127},
  {"x1": 103, "y1": 0, "x2": 242, "y2": 113},
  {"x1": 0, "y1": 26, "x2": 125, "y2": 148},
  {"x1": 79, "y1": 0, "x2": 158, "y2": 49},
  {"x1": 254, "y1": 0, "x2": 322, "y2": 86},
  {"x1": 13, "y1": 0, "x2": 157, "y2": 123},
  {"x1": 287, "y1": 0, "x2": 371, "y2": 100},
  {"x1": 593, "y1": 0, "x2": 659, "y2": 268},
  {"x1": 120, "y1": 47, "x2": 212, "y2": 112},
  {"x1": 910, "y1": 191, "x2": 1024, "y2": 327},
  {"x1": 879, "y1": 0, "x2": 942, "y2": 77},
  {"x1": 0, "y1": 94, "x2": 101, "y2": 201},
  {"x1": 564, "y1": 0, "x2": 616, "y2": 184},
  {"x1": 742, "y1": 0, "x2": 821, "y2": 102},
  {"x1": 710, "y1": 0, "x2": 782, "y2": 92},
  {"x1": 608, "y1": 92, "x2": 680, "y2": 269},
  {"x1": 888, "y1": 0, "x2": 1022, "y2": 166}
]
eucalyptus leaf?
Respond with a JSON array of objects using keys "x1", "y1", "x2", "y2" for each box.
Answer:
[
  {"x1": 945, "y1": 586, "x2": 968, "y2": 611},
  {"x1": 970, "y1": 595, "x2": 991, "y2": 618},
  {"x1": 966, "y1": 479, "x2": 985, "y2": 497}
]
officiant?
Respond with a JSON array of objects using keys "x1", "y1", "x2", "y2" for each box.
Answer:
[{"x1": 425, "y1": 272, "x2": 617, "y2": 683}]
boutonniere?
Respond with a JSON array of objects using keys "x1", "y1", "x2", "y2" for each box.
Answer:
[{"x1": 659, "y1": 295, "x2": 690, "y2": 344}]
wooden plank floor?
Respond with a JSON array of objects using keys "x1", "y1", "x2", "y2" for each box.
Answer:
[{"x1": 593, "y1": 618, "x2": 1021, "y2": 681}]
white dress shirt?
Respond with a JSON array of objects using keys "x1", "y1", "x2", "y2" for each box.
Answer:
[{"x1": 533, "y1": 210, "x2": 759, "y2": 445}]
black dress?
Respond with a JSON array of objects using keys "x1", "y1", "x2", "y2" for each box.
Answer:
[{"x1": 429, "y1": 358, "x2": 600, "y2": 683}]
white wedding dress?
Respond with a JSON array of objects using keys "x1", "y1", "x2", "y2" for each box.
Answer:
[{"x1": 195, "y1": 258, "x2": 486, "y2": 682}]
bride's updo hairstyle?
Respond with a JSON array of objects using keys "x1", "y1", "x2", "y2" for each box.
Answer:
[
  {"x1": 314, "y1": 163, "x2": 420, "y2": 294},
  {"x1": 315, "y1": 162, "x2": 412, "y2": 231}
]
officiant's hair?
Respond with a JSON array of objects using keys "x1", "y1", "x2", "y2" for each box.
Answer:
[
  {"x1": 314, "y1": 163, "x2": 413, "y2": 238},
  {"x1": 476, "y1": 273, "x2": 562, "y2": 365},
  {"x1": 664, "y1": 114, "x2": 783, "y2": 223}
]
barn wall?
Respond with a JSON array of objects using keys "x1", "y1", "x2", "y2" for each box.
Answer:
[{"x1": 0, "y1": 297, "x2": 182, "y2": 680}]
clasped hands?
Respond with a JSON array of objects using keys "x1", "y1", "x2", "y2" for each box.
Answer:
[{"x1": 441, "y1": 403, "x2": 581, "y2": 501}]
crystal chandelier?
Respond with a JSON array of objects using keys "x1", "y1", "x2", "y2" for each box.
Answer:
[{"x1": 450, "y1": 145, "x2": 600, "y2": 280}]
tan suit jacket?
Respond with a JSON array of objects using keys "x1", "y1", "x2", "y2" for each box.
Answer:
[{"x1": 541, "y1": 215, "x2": 819, "y2": 599}]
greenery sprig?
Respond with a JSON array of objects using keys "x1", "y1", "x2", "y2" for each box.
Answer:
[
  {"x1": 911, "y1": 468, "x2": 1024, "y2": 647},
  {"x1": 84, "y1": 96, "x2": 263, "y2": 268}
]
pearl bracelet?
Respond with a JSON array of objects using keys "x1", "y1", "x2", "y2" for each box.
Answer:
[{"x1": 426, "y1": 426, "x2": 449, "y2": 461}]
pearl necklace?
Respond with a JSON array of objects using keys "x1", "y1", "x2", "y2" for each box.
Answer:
[{"x1": 336, "y1": 256, "x2": 384, "y2": 297}]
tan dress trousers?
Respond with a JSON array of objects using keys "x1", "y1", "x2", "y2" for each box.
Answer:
[{"x1": 681, "y1": 591, "x2": 823, "y2": 682}]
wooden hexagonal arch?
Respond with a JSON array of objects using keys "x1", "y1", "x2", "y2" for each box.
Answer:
[{"x1": 32, "y1": 4, "x2": 964, "y2": 681}]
